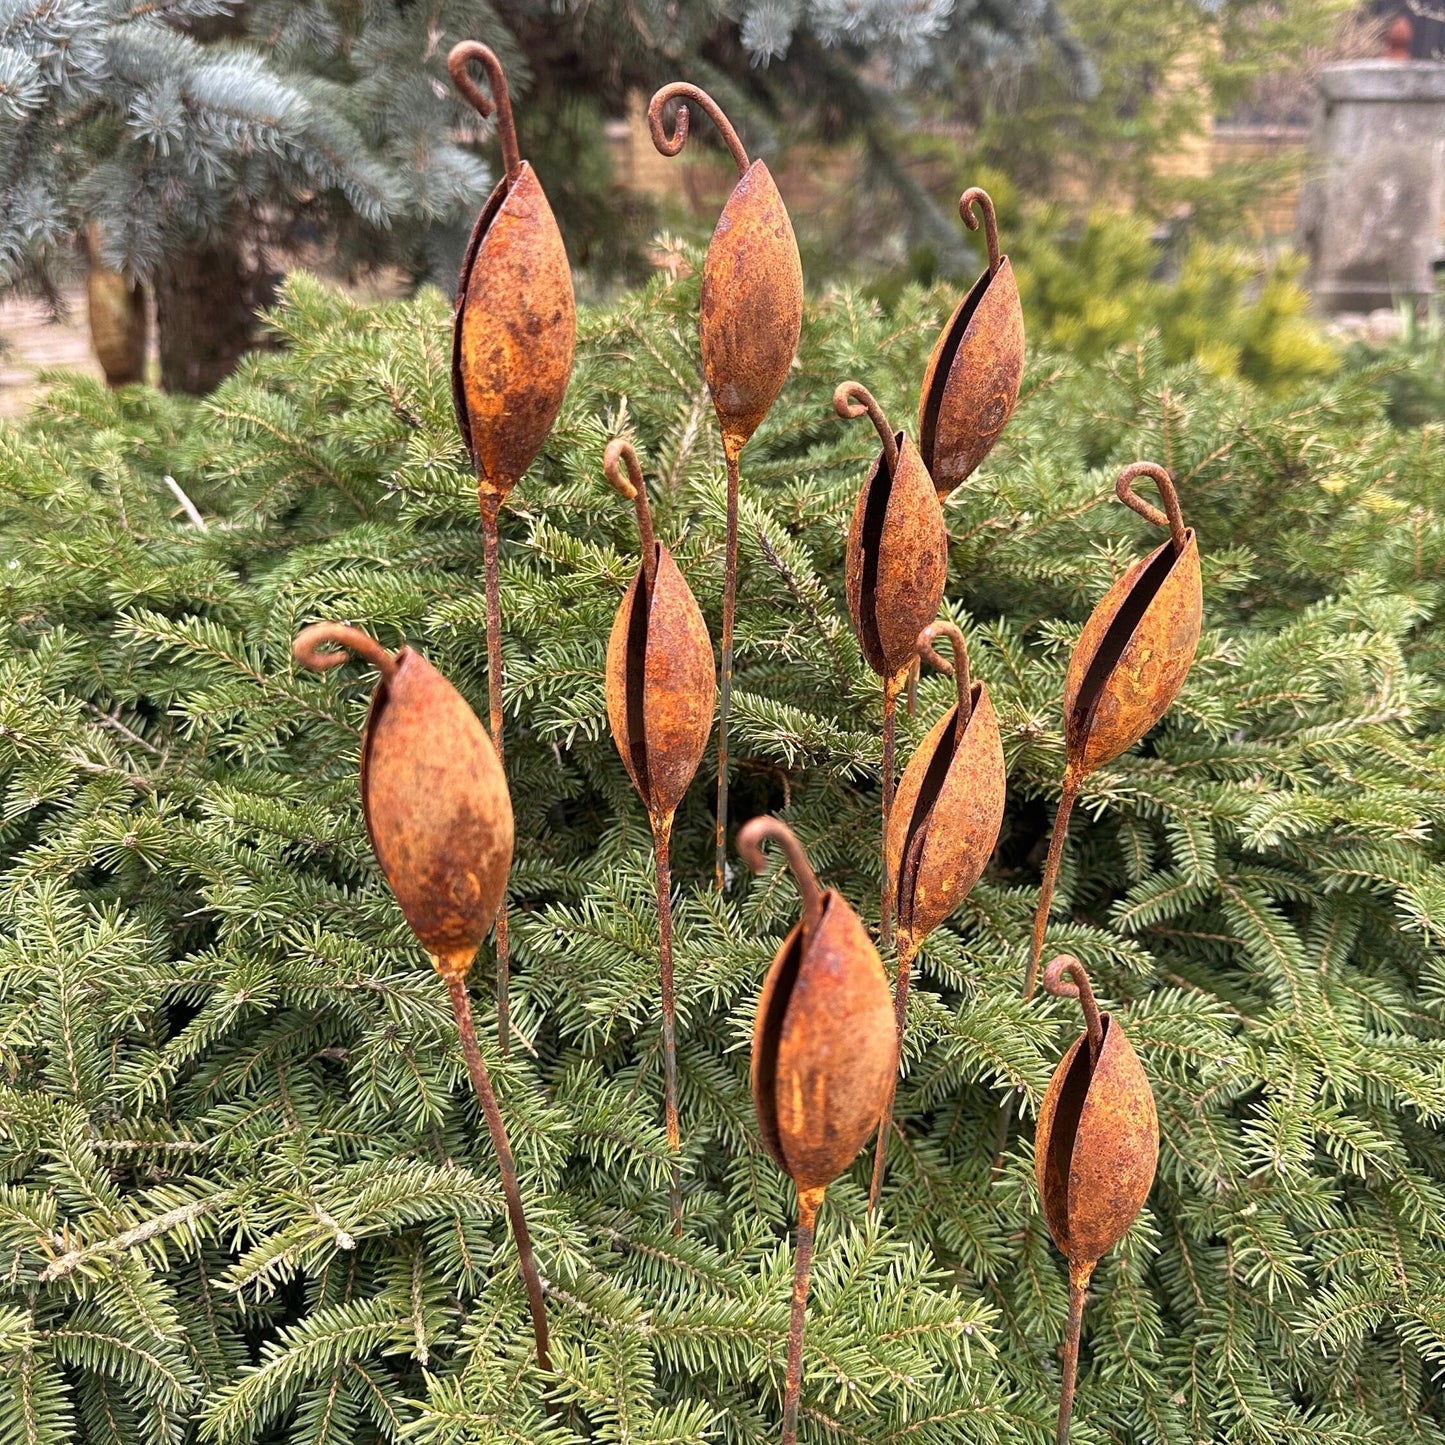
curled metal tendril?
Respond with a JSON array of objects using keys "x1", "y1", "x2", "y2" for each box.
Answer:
[
  {"x1": 738, "y1": 816, "x2": 824, "y2": 934},
  {"x1": 447, "y1": 42, "x2": 522, "y2": 183},
  {"x1": 603, "y1": 438, "x2": 657, "y2": 586},
  {"x1": 833, "y1": 381, "x2": 900, "y2": 476},
  {"x1": 959, "y1": 187, "x2": 1001, "y2": 277},
  {"x1": 1115, "y1": 462, "x2": 1188, "y2": 554},
  {"x1": 917, "y1": 620, "x2": 973, "y2": 729},
  {"x1": 1043, "y1": 954, "x2": 1105, "y2": 1064},
  {"x1": 293, "y1": 622, "x2": 399, "y2": 681},
  {"x1": 647, "y1": 83, "x2": 750, "y2": 176}
]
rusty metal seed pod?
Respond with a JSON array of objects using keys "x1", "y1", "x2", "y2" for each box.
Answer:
[
  {"x1": 836, "y1": 380, "x2": 948, "y2": 952},
  {"x1": 869, "y1": 621, "x2": 1006, "y2": 1207},
  {"x1": 602, "y1": 438, "x2": 717, "y2": 1233},
  {"x1": 649, "y1": 83, "x2": 804, "y2": 893},
  {"x1": 292, "y1": 623, "x2": 550, "y2": 1374},
  {"x1": 740, "y1": 817, "x2": 894, "y2": 1445},
  {"x1": 917, "y1": 187, "x2": 1025, "y2": 497},
  {"x1": 1035, "y1": 955, "x2": 1158, "y2": 1445},
  {"x1": 1024, "y1": 462, "x2": 1202, "y2": 1000},
  {"x1": 450, "y1": 40, "x2": 578, "y2": 1056}
]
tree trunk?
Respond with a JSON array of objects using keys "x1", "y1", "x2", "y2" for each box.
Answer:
[
  {"x1": 154, "y1": 237, "x2": 270, "y2": 395},
  {"x1": 85, "y1": 225, "x2": 147, "y2": 387}
]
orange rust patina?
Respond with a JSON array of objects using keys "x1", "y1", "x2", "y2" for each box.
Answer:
[
  {"x1": 291, "y1": 623, "x2": 550, "y2": 1374},
  {"x1": 835, "y1": 380, "x2": 948, "y2": 952},
  {"x1": 1035, "y1": 955, "x2": 1158, "y2": 1445},
  {"x1": 740, "y1": 817, "x2": 894, "y2": 1445},
  {"x1": 293, "y1": 623, "x2": 512, "y2": 979},
  {"x1": 448, "y1": 41, "x2": 577, "y2": 1054},
  {"x1": 1023, "y1": 463, "x2": 1202, "y2": 1000},
  {"x1": 602, "y1": 439, "x2": 716, "y2": 1232},
  {"x1": 870, "y1": 621, "x2": 1006, "y2": 1205},
  {"x1": 649, "y1": 83, "x2": 803, "y2": 891},
  {"x1": 918, "y1": 188, "x2": 1025, "y2": 497},
  {"x1": 450, "y1": 43, "x2": 575, "y2": 506}
]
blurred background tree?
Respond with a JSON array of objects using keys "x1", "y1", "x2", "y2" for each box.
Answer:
[{"x1": 0, "y1": 0, "x2": 1368, "y2": 395}]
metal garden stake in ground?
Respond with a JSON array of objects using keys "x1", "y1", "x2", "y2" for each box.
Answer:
[
  {"x1": 834, "y1": 381, "x2": 948, "y2": 951},
  {"x1": 647, "y1": 83, "x2": 803, "y2": 892},
  {"x1": 1025, "y1": 463, "x2": 1202, "y2": 1001},
  {"x1": 291, "y1": 623, "x2": 551, "y2": 1373},
  {"x1": 741, "y1": 817, "x2": 894, "y2": 1445},
  {"x1": 1035, "y1": 954, "x2": 1158, "y2": 1445},
  {"x1": 869, "y1": 621, "x2": 1005, "y2": 1206},
  {"x1": 602, "y1": 438, "x2": 716, "y2": 1234},
  {"x1": 449, "y1": 41, "x2": 577, "y2": 1053},
  {"x1": 917, "y1": 187, "x2": 1025, "y2": 495}
]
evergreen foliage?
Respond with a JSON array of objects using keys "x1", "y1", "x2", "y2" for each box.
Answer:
[{"x1": 0, "y1": 269, "x2": 1443, "y2": 1445}]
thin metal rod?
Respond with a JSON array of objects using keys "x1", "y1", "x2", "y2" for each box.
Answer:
[
  {"x1": 715, "y1": 444, "x2": 741, "y2": 890},
  {"x1": 996, "y1": 774, "x2": 1081, "y2": 1169},
  {"x1": 1115, "y1": 462, "x2": 1187, "y2": 555},
  {"x1": 833, "y1": 382, "x2": 900, "y2": 476},
  {"x1": 647, "y1": 83, "x2": 750, "y2": 176},
  {"x1": 1025, "y1": 774, "x2": 1080, "y2": 1001},
  {"x1": 781, "y1": 1186, "x2": 823, "y2": 1445},
  {"x1": 738, "y1": 816, "x2": 825, "y2": 935},
  {"x1": 481, "y1": 496, "x2": 512, "y2": 1056},
  {"x1": 293, "y1": 622, "x2": 399, "y2": 681},
  {"x1": 604, "y1": 438, "x2": 658, "y2": 593},
  {"x1": 1057, "y1": 1264, "x2": 1093, "y2": 1445},
  {"x1": 959, "y1": 187, "x2": 1001, "y2": 277},
  {"x1": 447, "y1": 43, "x2": 523, "y2": 184},
  {"x1": 1043, "y1": 954, "x2": 1105, "y2": 1064},
  {"x1": 918, "y1": 620, "x2": 973, "y2": 728},
  {"x1": 868, "y1": 933, "x2": 917, "y2": 1210},
  {"x1": 653, "y1": 811, "x2": 683, "y2": 1235},
  {"x1": 445, "y1": 973, "x2": 550, "y2": 1372},
  {"x1": 880, "y1": 671, "x2": 903, "y2": 952}
]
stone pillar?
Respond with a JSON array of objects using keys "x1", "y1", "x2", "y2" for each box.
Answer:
[{"x1": 1296, "y1": 59, "x2": 1445, "y2": 314}]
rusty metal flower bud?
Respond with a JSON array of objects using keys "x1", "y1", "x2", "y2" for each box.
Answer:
[
  {"x1": 649, "y1": 83, "x2": 804, "y2": 891},
  {"x1": 740, "y1": 816, "x2": 894, "y2": 1445},
  {"x1": 449, "y1": 42, "x2": 576, "y2": 507},
  {"x1": 294, "y1": 623, "x2": 512, "y2": 979},
  {"x1": 603, "y1": 439, "x2": 716, "y2": 1231},
  {"x1": 887, "y1": 622, "x2": 1006, "y2": 949},
  {"x1": 449, "y1": 41, "x2": 577, "y2": 1052},
  {"x1": 918, "y1": 188, "x2": 1025, "y2": 497},
  {"x1": 1064, "y1": 464, "x2": 1202, "y2": 781},
  {"x1": 869, "y1": 622, "x2": 1006, "y2": 1205},
  {"x1": 648, "y1": 85, "x2": 802, "y2": 458},
  {"x1": 603, "y1": 440, "x2": 717, "y2": 825},
  {"x1": 837, "y1": 382, "x2": 949, "y2": 684},
  {"x1": 1035, "y1": 955, "x2": 1157, "y2": 1445},
  {"x1": 1024, "y1": 464, "x2": 1202, "y2": 1000},
  {"x1": 292, "y1": 623, "x2": 549, "y2": 1374},
  {"x1": 836, "y1": 380, "x2": 948, "y2": 951}
]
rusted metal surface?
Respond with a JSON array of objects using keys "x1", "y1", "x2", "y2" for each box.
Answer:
[
  {"x1": 1035, "y1": 955, "x2": 1158, "y2": 1445},
  {"x1": 450, "y1": 42, "x2": 576, "y2": 505},
  {"x1": 1024, "y1": 462, "x2": 1202, "y2": 1001},
  {"x1": 1063, "y1": 464, "x2": 1202, "y2": 779},
  {"x1": 603, "y1": 439, "x2": 716, "y2": 1231},
  {"x1": 838, "y1": 383, "x2": 948, "y2": 682},
  {"x1": 294, "y1": 623, "x2": 512, "y2": 979},
  {"x1": 740, "y1": 816, "x2": 894, "y2": 1445},
  {"x1": 449, "y1": 40, "x2": 577, "y2": 1050},
  {"x1": 917, "y1": 188, "x2": 1025, "y2": 496},
  {"x1": 649, "y1": 83, "x2": 803, "y2": 891},
  {"x1": 836, "y1": 380, "x2": 947, "y2": 951},
  {"x1": 870, "y1": 621, "x2": 1006, "y2": 1205},
  {"x1": 292, "y1": 623, "x2": 550, "y2": 1373},
  {"x1": 888, "y1": 622, "x2": 1007, "y2": 946}
]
